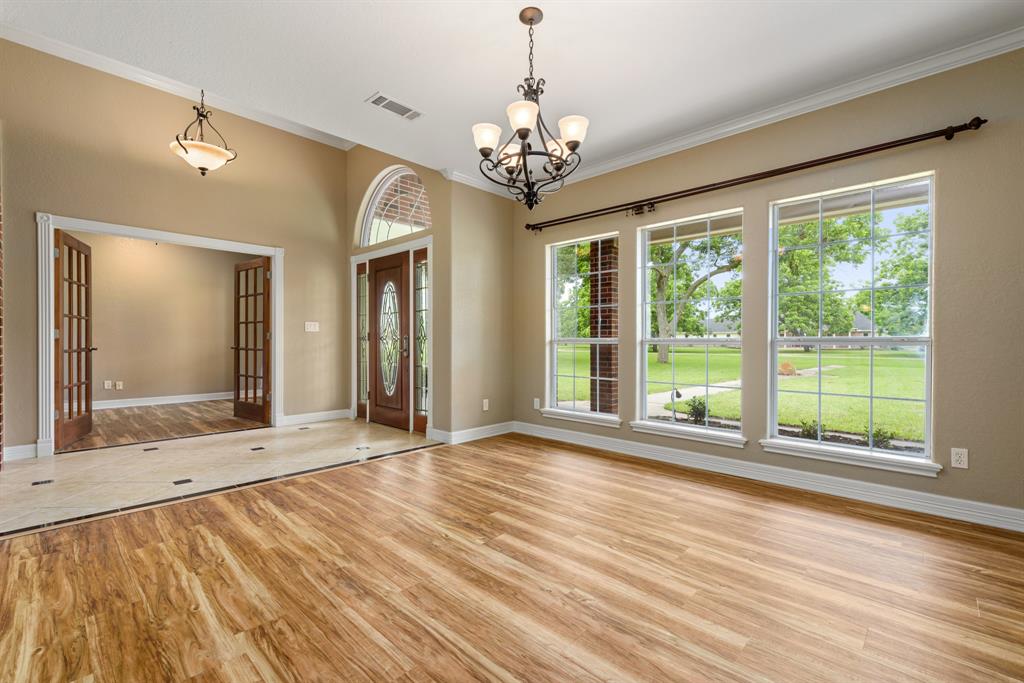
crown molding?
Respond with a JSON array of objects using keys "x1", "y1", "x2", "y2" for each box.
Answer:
[
  {"x1": 0, "y1": 23, "x2": 356, "y2": 152},
  {"x1": 441, "y1": 168, "x2": 516, "y2": 199},
  {"x1": 566, "y1": 25, "x2": 1024, "y2": 184}
]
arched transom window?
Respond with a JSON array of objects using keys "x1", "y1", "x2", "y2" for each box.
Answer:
[{"x1": 361, "y1": 167, "x2": 432, "y2": 246}]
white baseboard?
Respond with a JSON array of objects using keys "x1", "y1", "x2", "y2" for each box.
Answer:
[
  {"x1": 507, "y1": 421, "x2": 1024, "y2": 533},
  {"x1": 429, "y1": 421, "x2": 515, "y2": 445},
  {"x1": 276, "y1": 409, "x2": 352, "y2": 427},
  {"x1": 93, "y1": 391, "x2": 233, "y2": 410},
  {"x1": 2, "y1": 444, "x2": 39, "y2": 461}
]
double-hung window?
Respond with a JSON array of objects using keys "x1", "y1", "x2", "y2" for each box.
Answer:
[
  {"x1": 547, "y1": 235, "x2": 619, "y2": 423},
  {"x1": 636, "y1": 211, "x2": 743, "y2": 441},
  {"x1": 768, "y1": 175, "x2": 934, "y2": 466}
]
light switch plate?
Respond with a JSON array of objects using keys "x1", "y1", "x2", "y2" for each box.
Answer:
[
  {"x1": 115, "y1": 381, "x2": 124, "y2": 391},
  {"x1": 533, "y1": 398, "x2": 540, "y2": 410},
  {"x1": 103, "y1": 380, "x2": 113, "y2": 390},
  {"x1": 482, "y1": 398, "x2": 489, "y2": 412},
  {"x1": 951, "y1": 448, "x2": 969, "y2": 469},
  {"x1": 304, "y1": 321, "x2": 320, "y2": 332}
]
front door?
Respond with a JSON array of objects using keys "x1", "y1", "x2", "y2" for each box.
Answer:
[
  {"x1": 233, "y1": 256, "x2": 272, "y2": 423},
  {"x1": 54, "y1": 230, "x2": 94, "y2": 450},
  {"x1": 368, "y1": 252, "x2": 410, "y2": 429}
]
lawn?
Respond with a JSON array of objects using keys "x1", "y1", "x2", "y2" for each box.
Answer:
[{"x1": 556, "y1": 345, "x2": 925, "y2": 445}]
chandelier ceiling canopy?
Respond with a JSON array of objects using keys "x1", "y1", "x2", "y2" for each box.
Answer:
[{"x1": 472, "y1": 7, "x2": 589, "y2": 210}]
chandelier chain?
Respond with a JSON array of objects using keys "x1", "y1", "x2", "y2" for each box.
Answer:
[{"x1": 528, "y1": 24, "x2": 534, "y2": 80}]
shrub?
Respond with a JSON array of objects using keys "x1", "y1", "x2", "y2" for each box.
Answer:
[
  {"x1": 799, "y1": 420, "x2": 819, "y2": 439},
  {"x1": 685, "y1": 396, "x2": 707, "y2": 424},
  {"x1": 779, "y1": 361, "x2": 797, "y2": 376},
  {"x1": 871, "y1": 427, "x2": 898, "y2": 449}
]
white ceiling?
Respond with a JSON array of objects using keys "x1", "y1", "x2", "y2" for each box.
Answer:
[{"x1": 2, "y1": 1, "x2": 1023, "y2": 190}]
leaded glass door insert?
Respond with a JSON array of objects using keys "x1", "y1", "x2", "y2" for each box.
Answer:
[
  {"x1": 413, "y1": 248, "x2": 429, "y2": 433},
  {"x1": 379, "y1": 281, "x2": 400, "y2": 396}
]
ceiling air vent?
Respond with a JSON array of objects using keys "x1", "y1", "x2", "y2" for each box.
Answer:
[{"x1": 366, "y1": 92, "x2": 422, "y2": 121}]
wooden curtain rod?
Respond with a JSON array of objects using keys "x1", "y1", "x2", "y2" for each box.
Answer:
[{"x1": 524, "y1": 116, "x2": 988, "y2": 232}]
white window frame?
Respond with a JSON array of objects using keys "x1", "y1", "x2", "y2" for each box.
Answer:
[
  {"x1": 760, "y1": 172, "x2": 941, "y2": 476},
  {"x1": 542, "y1": 232, "x2": 621, "y2": 428},
  {"x1": 630, "y1": 209, "x2": 746, "y2": 448}
]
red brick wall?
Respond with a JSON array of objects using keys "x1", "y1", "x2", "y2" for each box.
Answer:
[
  {"x1": 589, "y1": 238, "x2": 618, "y2": 414},
  {"x1": 373, "y1": 173, "x2": 432, "y2": 230}
]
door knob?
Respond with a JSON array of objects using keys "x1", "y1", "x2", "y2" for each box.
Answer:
[
  {"x1": 88, "y1": 347, "x2": 99, "y2": 352},
  {"x1": 402, "y1": 335, "x2": 409, "y2": 357}
]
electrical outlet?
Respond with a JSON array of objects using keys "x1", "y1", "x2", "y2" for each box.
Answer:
[
  {"x1": 951, "y1": 448, "x2": 969, "y2": 469},
  {"x1": 533, "y1": 397, "x2": 540, "y2": 410},
  {"x1": 115, "y1": 381, "x2": 124, "y2": 391},
  {"x1": 482, "y1": 398, "x2": 489, "y2": 412},
  {"x1": 304, "y1": 321, "x2": 320, "y2": 332},
  {"x1": 103, "y1": 380, "x2": 113, "y2": 390}
]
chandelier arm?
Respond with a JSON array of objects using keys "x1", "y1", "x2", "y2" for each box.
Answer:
[
  {"x1": 478, "y1": 158, "x2": 528, "y2": 199},
  {"x1": 203, "y1": 117, "x2": 238, "y2": 160},
  {"x1": 532, "y1": 152, "x2": 581, "y2": 194}
]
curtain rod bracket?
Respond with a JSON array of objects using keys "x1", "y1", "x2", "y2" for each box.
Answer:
[{"x1": 523, "y1": 115, "x2": 988, "y2": 232}]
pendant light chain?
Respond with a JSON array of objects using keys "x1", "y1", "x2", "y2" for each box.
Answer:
[{"x1": 528, "y1": 23, "x2": 535, "y2": 81}]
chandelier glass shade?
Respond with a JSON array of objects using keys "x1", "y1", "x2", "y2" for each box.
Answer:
[
  {"x1": 472, "y1": 7, "x2": 588, "y2": 209},
  {"x1": 170, "y1": 90, "x2": 237, "y2": 176}
]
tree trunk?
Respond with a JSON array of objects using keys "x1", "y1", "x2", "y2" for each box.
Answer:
[{"x1": 653, "y1": 267, "x2": 670, "y2": 364}]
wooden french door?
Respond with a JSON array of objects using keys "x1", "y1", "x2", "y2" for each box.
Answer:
[
  {"x1": 233, "y1": 256, "x2": 272, "y2": 423},
  {"x1": 54, "y1": 230, "x2": 95, "y2": 450},
  {"x1": 367, "y1": 252, "x2": 411, "y2": 430}
]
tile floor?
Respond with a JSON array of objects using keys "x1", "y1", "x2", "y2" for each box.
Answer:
[{"x1": 0, "y1": 418, "x2": 436, "y2": 536}]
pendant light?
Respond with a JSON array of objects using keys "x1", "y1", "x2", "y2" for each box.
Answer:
[{"x1": 169, "y1": 90, "x2": 237, "y2": 175}]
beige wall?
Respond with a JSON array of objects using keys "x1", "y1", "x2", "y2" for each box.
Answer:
[
  {"x1": 511, "y1": 49, "x2": 1024, "y2": 508},
  {"x1": 66, "y1": 231, "x2": 250, "y2": 402},
  {"x1": 450, "y1": 182, "x2": 514, "y2": 430},
  {"x1": 1, "y1": 39, "x2": 348, "y2": 445}
]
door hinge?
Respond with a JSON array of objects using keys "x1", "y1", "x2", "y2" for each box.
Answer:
[
  {"x1": 53, "y1": 329, "x2": 60, "y2": 339},
  {"x1": 53, "y1": 247, "x2": 60, "y2": 259},
  {"x1": 53, "y1": 409, "x2": 59, "y2": 420},
  {"x1": 266, "y1": 332, "x2": 271, "y2": 340},
  {"x1": 267, "y1": 271, "x2": 272, "y2": 280}
]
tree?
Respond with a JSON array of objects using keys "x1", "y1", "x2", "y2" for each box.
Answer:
[
  {"x1": 776, "y1": 213, "x2": 871, "y2": 345},
  {"x1": 647, "y1": 233, "x2": 742, "y2": 363}
]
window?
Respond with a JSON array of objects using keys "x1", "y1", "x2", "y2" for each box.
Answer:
[
  {"x1": 361, "y1": 167, "x2": 432, "y2": 246},
  {"x1": 548, "y1": 235, "x2": 618, "y2": 421},
  {"x1": 770, "y1": 175, "x2": 932, "y2": 459},
  {"x1": 637, "y1": 212, "x2": 743, "y2": 438}
]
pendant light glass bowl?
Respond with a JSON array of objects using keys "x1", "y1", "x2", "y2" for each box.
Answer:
[{"x1": 169, "y1": 139, "x2": 236, "y2": 175}]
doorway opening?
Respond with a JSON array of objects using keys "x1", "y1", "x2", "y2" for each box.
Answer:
[
  {"x1": 37, "y1": 213, "x2": 285, "y2": 457},
  {"x1": 354, "y1": 242, "x2": 431, "y2": 434}
]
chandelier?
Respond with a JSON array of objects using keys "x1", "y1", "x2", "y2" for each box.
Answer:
[
  {"x1": 169, "y1": 90, "x2": 237, "y2": 176},
  {"x1": 471, "y1": 7, "x2": 589, "y2": 209}
]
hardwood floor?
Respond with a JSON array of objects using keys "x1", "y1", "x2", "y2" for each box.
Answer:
[
  {"x1": 58, "y1": 400, "x2": 264, "y2": 453},
  {"x1": 2, "y1": 434, "x2": 1021, "y2": 682}
]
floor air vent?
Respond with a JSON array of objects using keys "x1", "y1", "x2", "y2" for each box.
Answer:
[{"x1": 366, "y1": 92, "x2": 422, "y2": 121}]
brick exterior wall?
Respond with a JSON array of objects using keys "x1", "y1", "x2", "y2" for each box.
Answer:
[
  {"x1": 372, "y1": 173, "x2": 432, "y2": 230},
  {"x1": 589, "y1": 238, "x2": 618, "y2": 414}
]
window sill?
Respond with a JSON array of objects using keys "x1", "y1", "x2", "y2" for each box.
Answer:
[
  {"x1": 759, "y1": 437, "x2": 942, "y2": 477},
  {"x1": 629, "y1": 420, "x2": 747, "y2": 448},
  {"x1": 540, "y1": 408, "x2": 622, "y2": 429}
]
